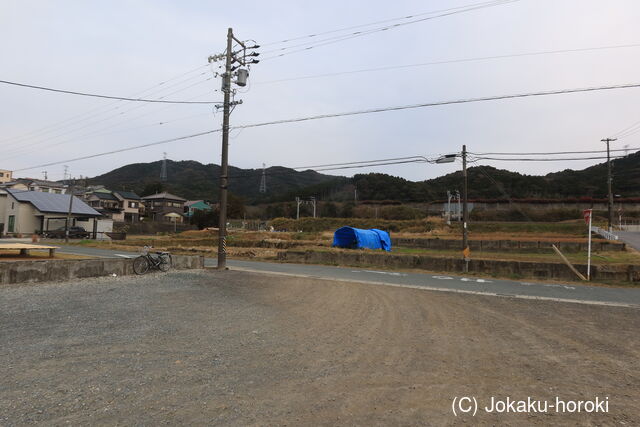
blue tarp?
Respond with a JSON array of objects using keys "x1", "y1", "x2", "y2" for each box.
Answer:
[{"x1": 332, "y1": 227, "x2": 392, "y2": 251}]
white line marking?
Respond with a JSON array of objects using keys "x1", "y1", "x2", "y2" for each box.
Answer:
[
  {"x1": 115, "y1": 254, "x2": 132, "y2": 259},
  {"x1": 228, "y1": 267, "x2": 639, "y2": 309},
  {"x1": 352, "y1": 270, "x2": 407, "y2": 276}
]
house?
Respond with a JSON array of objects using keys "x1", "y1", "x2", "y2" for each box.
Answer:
[
  {"x1": 0, "y1": 188, "x2": 101, "y2": 236},
  {"x1": 0, "y1": 178, "x2": 67, "y2": 194},
  {"x1": 82, "y1": 188, "x2": 143, "y2": 223},
  {"x1": 113, "y1": 191, "x2": 142, "y2": 222},
  {"x1": 84, "y1": 191, "x2": 124, "y2": 221},
  {"x1": 184, "y1": 200, "x2": 213, "y2": 218},
  {"x1": 0, "y1": 169, "x2": 12, "y2": 184},
  {"x1": 142, "y1": 192, "x2": 186, "y2": 222}
]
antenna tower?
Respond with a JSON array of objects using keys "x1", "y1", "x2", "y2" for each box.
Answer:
[
  {"x1": 160, "y1": 152, "x2": 168, "y2": 182},
  {"x1": 259, "y1": 163, "x2": 267, "y2": 193}
]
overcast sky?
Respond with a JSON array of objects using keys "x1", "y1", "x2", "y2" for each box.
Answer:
[{"x1": 2, "y1": 0, "x2": 640, "y2": 183}]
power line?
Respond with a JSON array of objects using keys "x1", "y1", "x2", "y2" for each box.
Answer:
[
  {"x1": 2, "y1": 78, "x2": 215, "y2": 159},
  {"x1": 14, "y1": 80, "x2": 640, "y2": 172},
  {"x1": 260, "y1": 0, "x2": 509, "y2": 47},
  {"x1": 256, "y1": 43, "x2": 640, "y2": 85},
  {"x1": 233, "y1": 82, "x2": 640, "y2": 130},
  {"x1": 0, "y1": 78, "x2": 221, "y2": 104},
  {"x1": 473, "y1": 155, "x2": 629, "y2": 161},
  {"x1": 470, "y1": 147, "x2": 640, "y2": 155},
  {"x1": 13, "y1": 129, "x2": 221, "y2": 172},
  {"x1": 260, "y1": 0, "x2": 520, "y2": 61},
  {"x1": 0, "y1": 64, "x2": 209, "y2": 145}
]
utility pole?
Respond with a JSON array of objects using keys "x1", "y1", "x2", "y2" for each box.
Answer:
[
  {"x1": 208, "y1": 28, "x2": 259, "y2": 270},
  {"x1": 311, "y1": 197, "x2": 316, "y2": 218},
  {"x1": 602, "y1": 138, "x2": 616, "y2": 233},
  {"x1": 462, "y1": 145, "x2": 469, "y2": 272},
  {"x1": 65, "y1": 178, "x2": 74, "y2": 243},
  {"x1": 296, "y1": 197, "x2": 301, "y2": 220}
]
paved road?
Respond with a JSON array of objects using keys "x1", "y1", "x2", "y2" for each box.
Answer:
[
  {"x1": 618, "y1": 231, "x2": 640, "y2": 251},
  {"x1": 52, "y1": 244, "x2": 640, "y2": 308}
]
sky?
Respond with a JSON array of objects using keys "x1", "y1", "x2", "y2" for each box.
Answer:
[{"x1": 1, "y1": 0, "x2": 640, "y2": 184}]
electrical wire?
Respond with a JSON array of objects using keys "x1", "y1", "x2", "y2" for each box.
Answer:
[
  {"x1": 0, "y1": 78, "x2": 221, "y2": 104},
  {"x1": 256, "y1": 43, "x2": 640, "y2": 85},
  {"x1": 14, "y1": 80, "x2": 640, "y2": 172},
  {"x1": 470, "y1": 147, "x2": 640, "y2": 155},
  {"x1": 13, "y1": 129, "x2": 222, "y2": 172},
  {"x1": 233, "y1": 82, "x2": 640, "y2": 130},
  {"x1": 3, "y1": 77, "x2": 216, "y2": 158},
  {"x1": 260, "y1": 0, "x2": 520, "y2": 61},
  {"x1": 0, "y1": 64, "x2": 209, "y2": 145},
  {"x1": 472, "y1": 155, "x2": 629, "y2": 161},
  {"x1": 260, "y1": 0, "x2": 509, "y2": 47}
]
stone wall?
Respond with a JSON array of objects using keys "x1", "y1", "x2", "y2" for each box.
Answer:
[
  {"x1": 0, "y1": 255, "x2": 204, "y2": 285},
  {"x1": 392, "y1": 238, "x2": 626, "y2": 252},
  {"x1": 277, "y1": 250, "x2": 639, "y2": 283}
]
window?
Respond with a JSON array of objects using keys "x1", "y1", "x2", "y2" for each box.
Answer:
[
  {"x1": 11, "y1": 202, "x2": 14, "y2": 209},
  {"x1": 0, "y1": 172, "x2": 3, "y2": 177},
  {"x1": 153, "y1": 201, "x2": 163, "y2": 207},
  {"x1": 129, "y1": 201, "x2": 138, "y2": 208}
]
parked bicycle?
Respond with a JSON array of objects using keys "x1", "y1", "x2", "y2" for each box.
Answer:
[{"x1": 133, "y1": 246, "x2": 172, "y2": 275}]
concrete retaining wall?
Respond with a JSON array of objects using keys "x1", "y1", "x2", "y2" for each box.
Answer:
[
  {"x1": 0, "y1": 255, "x2": 204, "y2": 285},
  {"x1": 392, "y1": 238, "x2": 626, "y2": 252},
  {"x1": 277, "y1": 250, "x2": 639, "y2": 283}
]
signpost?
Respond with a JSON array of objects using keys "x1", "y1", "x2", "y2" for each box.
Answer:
[{"x1": 584, "y1": 209, "x2": 593, "y2": 280}]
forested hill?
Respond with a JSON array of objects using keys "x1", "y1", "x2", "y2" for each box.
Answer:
[
  {"x1": 87, "y1": 151, "x2": 640, "y2": 203},
  {"x1": 87, "y1": 160, "x2": 342, "y2": 202},
  {"x1": 350, "y1": 151, "x2": 640, "y2": 201}
]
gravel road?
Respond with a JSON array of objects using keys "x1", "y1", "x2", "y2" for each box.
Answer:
[{"x1": 1, "y1": 270, "x2": 639, "y2": 425}]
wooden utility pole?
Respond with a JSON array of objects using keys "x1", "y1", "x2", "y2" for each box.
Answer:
[
  {"x1": 216, "y1": 28, "x2": 234, "y2": 270},
  {"x1": 64, "y1": 179, "x2": 74, "y2": 243},
  {"x1": 601, "y1": 138, "x2": 616, "y2": 233},
  {"x1": 462, "y1": 145, "x2": 469, "y2": 272}
]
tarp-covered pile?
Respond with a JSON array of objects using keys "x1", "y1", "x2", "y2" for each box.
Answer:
[{"x1": 332, "y1": 227, "x2": 391, "y2": 251}]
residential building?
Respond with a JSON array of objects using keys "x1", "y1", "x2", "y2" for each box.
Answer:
[
  {"x1": 142, "y1": 192, "x2": 187, "y2": 222},
  {"x1": 184, "y1": 200, "x2": 213, "y2": 218},
  {"x1": 85, "y1": 191, "x2": 125, "y2": 221},
  {"x1": 0, "y1": 188, "x2": 101, "y2": 236},
  {"x1": 113, "y1": 191, "x2": 142, "y2": 222},
  {"x1": 0, "y1": 178, "x2": 67, "y2": 194},
  {"x1": 0, "y1": 169, "x2": 12, "y2": 184}
]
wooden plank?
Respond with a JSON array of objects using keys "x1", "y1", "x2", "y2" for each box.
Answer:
[{"x1": 551, "y1": 244, "x2": 587, "y2": 281}]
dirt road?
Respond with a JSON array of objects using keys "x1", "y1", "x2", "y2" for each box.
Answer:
[{"x1": 1, "y1": 270, "x2": 638, "y2": 425}]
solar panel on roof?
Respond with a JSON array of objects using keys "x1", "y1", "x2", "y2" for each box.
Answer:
[{"x1": 7, "y1": 189, "x2": 100, "y2": 216}]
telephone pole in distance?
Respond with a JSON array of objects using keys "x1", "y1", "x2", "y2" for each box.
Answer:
[{"x1": 601, "y1": 138, "x2": 616, "y2": 232}]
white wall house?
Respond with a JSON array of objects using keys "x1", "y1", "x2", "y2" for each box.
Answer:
[{"x1": 0, "y1": 189, "x2": 101, "y2": 236}]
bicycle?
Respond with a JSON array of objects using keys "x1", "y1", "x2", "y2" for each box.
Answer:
[{"x1": 133, "y1": 246, "x2": 172, "y2": 275}]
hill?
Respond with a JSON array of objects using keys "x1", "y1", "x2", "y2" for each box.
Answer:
[
  {"x1": 87, "y1": 151, "x2": 640, "y2": 203},
  {"x1": 87, "y1": 160, "x2": 343, "y2": 202}
]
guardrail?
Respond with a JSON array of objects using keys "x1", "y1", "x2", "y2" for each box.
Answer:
[{"x1": 593, "y1": 226, "x2": 619, "y2": 241}]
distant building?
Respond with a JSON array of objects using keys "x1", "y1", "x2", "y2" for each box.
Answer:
[
  {"x1": 113, "y1": 191, "x2": 142, "y2": 222},
  {"x1": 0, "y1": 169, "x2": 12, "y2": 184},
  {"x1": 0, "y1": 188, "x2": 101, "y2": 236},
  {"x1": 82, "y1": 188, "x2": 143, "y2": 223},
  {"x1": 184, "y1": 200, "x2": 213, "y2": 218},
  {"x1": 0, "y1": 178, "x2": 67, "y2": 194},
  {"x1": 142, "y1": 192, "x2": 186, "y2": 222}
]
